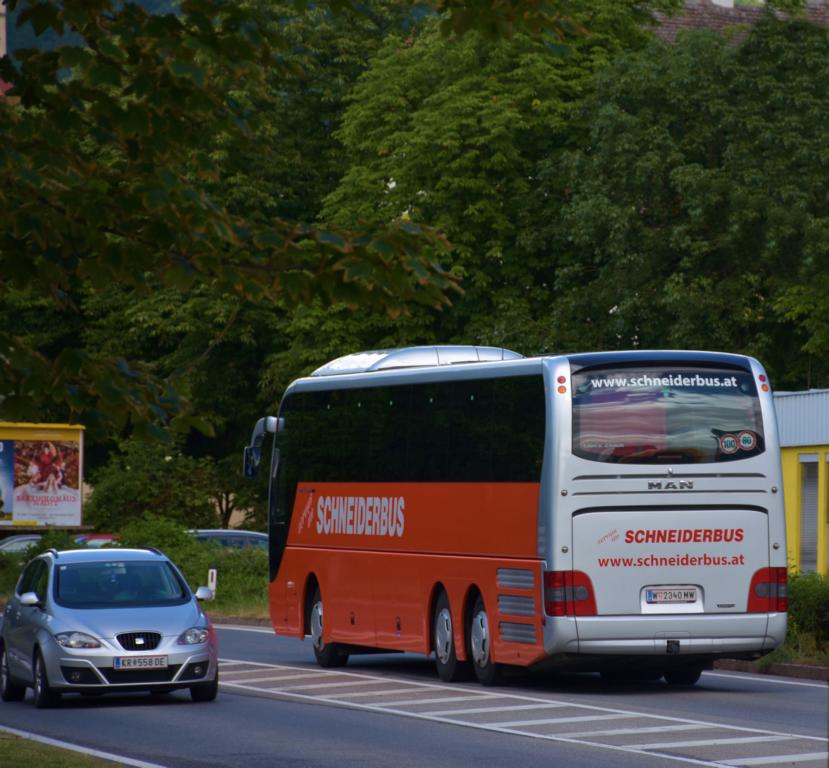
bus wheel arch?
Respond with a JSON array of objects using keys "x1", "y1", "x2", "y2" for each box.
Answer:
[{"x1": 303, "y1": 574, "x2": 320, "y2": 637}]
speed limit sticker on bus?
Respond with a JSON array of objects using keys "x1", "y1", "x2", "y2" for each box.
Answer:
[
  {"x1": 738, "y1": 431, "x2": 757, "y2": 451},
  {"x1": 719, "y1": 434, "x2": 738, "y2": 454}
]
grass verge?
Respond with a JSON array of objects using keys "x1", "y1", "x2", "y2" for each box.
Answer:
[{"x1": 0, "y1": 730, "x2": 122, "y2": 767}]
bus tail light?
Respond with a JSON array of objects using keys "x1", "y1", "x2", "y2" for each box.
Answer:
[
  {"x1": 747, "y1": 567, "x2": 788, "y2": 612},
  {"x1": 543, "y1": 570, "x2": 597, "y2": 616}
]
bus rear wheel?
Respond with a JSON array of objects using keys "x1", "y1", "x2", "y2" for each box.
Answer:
[
  {"x1": 309, "y1": 587, "x2": 349, "y2": 668},
  {"x1": 469, "y1": 596, "x2": 502, "y2": 686},
  {"x1": 663, "y1": 667, "x2": 702, "y2": 687},
  {"x1": 433, "y1": 592, "x2": 470, "y2": 683}
]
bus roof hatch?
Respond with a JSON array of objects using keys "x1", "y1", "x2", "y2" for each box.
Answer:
[{"x1": 310, "y1": 346, "x2": 523, "y2": 377}]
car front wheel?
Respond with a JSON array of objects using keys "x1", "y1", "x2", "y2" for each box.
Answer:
[
  {"x1": 33, "y1": 651, "x2": 60, "y2": 708},
  {"x1": 191, "y1": 671, "x2": 219, "y2": 702}
]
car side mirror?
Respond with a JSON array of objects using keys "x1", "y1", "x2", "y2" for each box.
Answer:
[
  {"x1": 195, "y1": 586, "x2": 214, "y2": 602},
  {"x1": 19, "y1": 592, "x2": 41, "y2": 607}
]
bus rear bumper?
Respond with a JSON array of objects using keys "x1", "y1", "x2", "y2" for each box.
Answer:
[{"x1": 544, "y1": 612, "x2": 786, "y2": 658}]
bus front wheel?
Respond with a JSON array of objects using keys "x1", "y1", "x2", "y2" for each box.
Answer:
[
  {"x1": 433, "y1": 592, "x2": 470, "y2": 682},
  {"x1": 469, "y1": 596, "x2": 502, "y2": 686},
  {"x1": 309, "y1": 587, "x2": 349, "y2": 668}
]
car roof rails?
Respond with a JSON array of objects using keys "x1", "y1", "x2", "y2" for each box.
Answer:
[{"x1": 46, "y1": 548, "x2": 59, "y2": 558}]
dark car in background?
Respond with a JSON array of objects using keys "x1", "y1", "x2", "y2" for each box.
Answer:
[
  {"x1": 188, "y1": 529, "x2": 268, "y2": 552},
  {"x1": 0, "y1": 533, "x2": 119, "y2": 555}
]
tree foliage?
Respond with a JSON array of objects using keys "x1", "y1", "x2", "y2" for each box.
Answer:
[
  {"x1": 542, "y1": 18, "x2": 829, "y2": 387},
  {"x1": 0, "y1": 0, "x2": 464, "y2": 437},
  {"x1": 84, "y1": 437, "x2": 266, "y2": 530},
  {"x1": 323, "y1": 2, "x2": 669, "y2": 351}
]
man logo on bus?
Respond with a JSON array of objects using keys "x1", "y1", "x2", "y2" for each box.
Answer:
[{"x1": 719, "y1": 434, "x2": 739, "y2": 454}]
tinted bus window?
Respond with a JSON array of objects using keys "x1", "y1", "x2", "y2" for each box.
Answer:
[
  {"x1": 571, "y1": 366, "x2": 764, "y2": 464},
  {"x1": 273, "y1": 375, "x2": 545, "y2": 525}
]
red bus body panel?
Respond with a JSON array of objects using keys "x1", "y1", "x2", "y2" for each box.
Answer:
[{"x1": 269, "y1": 481, "x2": 545, "y2": 665}]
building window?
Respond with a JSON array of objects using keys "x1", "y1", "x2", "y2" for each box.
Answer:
[{"x1": 799, "y1": 455, "x2": 818, "y2": 572}]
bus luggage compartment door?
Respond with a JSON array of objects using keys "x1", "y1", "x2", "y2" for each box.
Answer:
[{"x1": 572, "y1": 508, "x2": 769, "y2": 619}]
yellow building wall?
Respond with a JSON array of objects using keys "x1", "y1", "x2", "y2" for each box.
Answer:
[{"x1": 781, "y1": 445, "x2": 828, "y2": 576}]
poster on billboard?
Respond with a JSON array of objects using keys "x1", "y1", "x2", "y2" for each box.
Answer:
[{"x1": 0, "y1": 423, "x2": 84, "y2": 528}]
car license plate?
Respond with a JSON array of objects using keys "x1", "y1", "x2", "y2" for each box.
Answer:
[
  {"x1": 113, "y1": 655, "x2": 168, "y2": 670},
  {"x1": 646, "y1": 588, "x2": 698, "y2": 604}
]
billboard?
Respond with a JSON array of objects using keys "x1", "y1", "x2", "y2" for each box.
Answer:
[{"x1": 0, "y1": 423, "x2": 84, "y2": 528}]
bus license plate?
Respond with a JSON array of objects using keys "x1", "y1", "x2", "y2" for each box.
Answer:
[
  {"x1": 114, "y1": 655, "x2": 168, "y2": 670},
  {"x1": 646, "y1": 588, "x2": 697, "y2": 604}
]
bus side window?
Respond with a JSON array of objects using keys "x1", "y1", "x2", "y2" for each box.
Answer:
[{"x1": 492, "y1": 376, "x2": 546, "y2": 482}]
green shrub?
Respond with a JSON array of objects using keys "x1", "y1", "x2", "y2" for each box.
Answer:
[
  {"x1": 119, "y1": 514, "x2": 268, "y2": 617},
  {"x1": 0, "y1": 553, "x2": 23, "y2": 598},
  {"x1": 760, "y1": 570, "x2": 829, "y2": 667},
  {"x1": 85, "y1": 439, "x2": 219, "y2": 530},
  {"x1": 787, "y1": 570, "x2": 829, "y2": 645}
]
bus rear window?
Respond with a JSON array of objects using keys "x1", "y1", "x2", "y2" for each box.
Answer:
[{"x1": 571, "y1": 365, "x2": 765, "y2": 464}]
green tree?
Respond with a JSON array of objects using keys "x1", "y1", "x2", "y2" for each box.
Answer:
[
  {"x1": 540, "y1": 18, "x2": 829, "y2": 388},
  {"x1": 323, "y1": 3, "x2": 675, "y2": 353},
  {"x1": 84, "y1": 437, "x2": 234, "y2": 530},
  {"x1": 0, "y1": 0, "x2": 461, "y2": 438}
]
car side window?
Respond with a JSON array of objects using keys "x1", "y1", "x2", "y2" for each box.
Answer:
[
  {"x1": 33, "y1": 561, "x2": 50, "y2": 602},
  {"x1": 17, "y1": 559, "x2": 46, "y2": 597}
]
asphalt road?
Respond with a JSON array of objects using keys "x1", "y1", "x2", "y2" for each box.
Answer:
[{"x1": 0, "y1": 626, "x2": 826, "y2": 768}]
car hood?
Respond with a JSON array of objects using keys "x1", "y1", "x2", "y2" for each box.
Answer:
[{"x1": 51, "y1": 602, "x2": 207, "y2": 638}]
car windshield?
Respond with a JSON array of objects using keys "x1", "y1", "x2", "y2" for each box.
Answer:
[{"x1": 55, "y1": 560, "x2": 189, "y2": 608}]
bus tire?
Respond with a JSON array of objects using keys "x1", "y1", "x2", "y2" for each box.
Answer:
[
  {"x1": 469, "y1": 595, "x2": 501, "y2": 686},
  {"x1": 433, "y1": 592, "x2": 470, "y2": 682},
  {"x1": 663, "y1": 668, "x2": 702, "y2": 687},
  {"x1": 309, "y1": 587, "x2": 349, "y2": 668}
]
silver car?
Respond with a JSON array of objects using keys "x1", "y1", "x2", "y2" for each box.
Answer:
[{"x1": 0, "y1": 547, "x2": 218, "y2": 707}]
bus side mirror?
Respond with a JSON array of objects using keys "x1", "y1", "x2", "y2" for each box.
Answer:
[
  {"x1": 243, "y1": 446, "x2": 260, "y2": 478},
  {"x1": 243, "y1": 416, "x2": 283, "y2": 478}
]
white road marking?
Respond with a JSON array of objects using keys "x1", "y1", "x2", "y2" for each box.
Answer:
[
  {"x1": 323, "y1": 686, "x2": 425, "y2": 699},
  {"x1": 566, "y1": 724, "x2": 709, "y2": 738},
  {"x1": 221, "y1": 672, "x2": 325, "y2": 684},
  {"x1": 429, "y1": 703, "x2": 566, "y2": 716},
  {"x1": 488, "y1": 714, "x2": 632, "y2": 728},
  {"x1": 705, "y1": 671, "x2": 828, "y2": 690},
  {"x1": 627, "y1": 735, "x2": 794, "y2": 750},
  {"x1": 719, "y1": 753, "x2": 829, "y2": 766},
  {"x1": 214, "y1": 628, "x2": 829, "y2": 691},
  {"x1": 274, "y1": 678, "x2": 400, "y2": 691},
  {"x1": 365, "y1": 694, "x2": 491, "y2": 707},
  {"x1": 0, "y1": 724, "x2": 169, "y2": 768},
  {"x1": 218, "y1": 657, "x2": 829, "y2": 768},
  {"x1": 214, "y1": 624, "x2": 274, "y2": 634}
]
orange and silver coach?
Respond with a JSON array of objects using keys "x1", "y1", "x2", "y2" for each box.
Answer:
[{"x1": 244, "y1": 347, "x2": 787, "y2": 686}]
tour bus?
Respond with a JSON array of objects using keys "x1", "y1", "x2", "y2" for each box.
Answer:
[{"x1": 243, "y1": 347, "x2": 787, "y2": 686}]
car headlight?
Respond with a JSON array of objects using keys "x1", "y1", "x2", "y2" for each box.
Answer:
[
  {"x1": 55, "y1": 631, "x2": 102, "y2": 649},
  {"x1": 177, "y1": 627, "x2": 209, "y2": 645}
]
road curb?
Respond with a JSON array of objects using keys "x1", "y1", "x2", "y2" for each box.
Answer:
[
  {"x1": 208, "y1": 615, "x2": 829, "y2": 683},
  {"x1": 714, "y1": 658, "x2": 829, "y2": 682}
]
